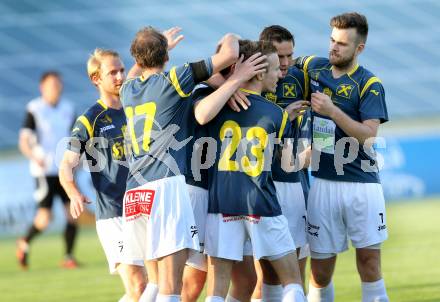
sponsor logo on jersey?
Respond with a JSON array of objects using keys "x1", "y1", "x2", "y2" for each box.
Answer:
[
  {"x1": 124, "y1": 189, "x2": 156, "y2": 220},
  {"x1": 336, "y1": 84, "x2": 354, "y2": 99},
  {"x1": 283, "y1": 83, "x2": 297, "y2": 98},
  {"x1": 310, "y1": 79, "x2": 319, "y2": 87},
  {"x1": 100, "y1": 125, "x2": 116, "y2": 133}
]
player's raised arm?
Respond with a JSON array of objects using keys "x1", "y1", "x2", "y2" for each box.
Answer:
[
  {"x1": 127, "y1": 26, "x2": 185, "y2": 79},
  {"x1": 210, "y1": 33, "x2": 240, "y2": 74},
  {"x1": 127, "y1": 64, "x2": 143, "y2": 79},
  {"x1": 163, "y1": 26, "x2": 184, "y2": 51},
  {"x1": 194, "y1": 52, "x2": 268, "y2": 125}
]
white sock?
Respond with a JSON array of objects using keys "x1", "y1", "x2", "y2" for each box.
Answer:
[
  {"x1": 263, "y1": 283, "x2": 283, "y2": 302},
  {"x1": 139, "y1": 283, "x2": 159, "y2": 302},
  {"x1": 361, "y1": 279, "x2": 389, "y2": 302},
  {"x1": 307, "y1": 281, "x2": 334, "y2": 302},
  {"x1": 206, "y1": 296, "x2": 225, "y2": 302},
  {"x1": 225, "y1": 295, "x2": 241, "y2": 302},
  {"x1": 251, "y1": 299, "x2": 262, "y2": 302},
  {"x1": 156, "y1": 294, "x2": 180, "y2": 302},
  {"x1": 282, "y1": 283, "x2": 306, "y2": 302}
]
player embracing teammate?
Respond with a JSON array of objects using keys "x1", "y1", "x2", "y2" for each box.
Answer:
[{"x1": 59, "y1": 11, "x2": 388, "y2": 302}]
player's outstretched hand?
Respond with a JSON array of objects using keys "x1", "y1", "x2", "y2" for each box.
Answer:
[
  {"x1": 70, "y1": 194, "x2": 92, "y2": 219},
  {"x1": 285, "y1": 100, "x2": 311, "y2": 121},
  {"x1": 163, "y1": 26, "x2": 184, "y2": 51}
]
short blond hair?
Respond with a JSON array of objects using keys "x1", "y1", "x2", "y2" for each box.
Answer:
[{"x1": 87, "y1": 48, "x2": 120, "y2": 80}]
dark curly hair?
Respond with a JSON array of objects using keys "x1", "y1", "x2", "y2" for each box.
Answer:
[{"x1": 130, "y1": 27, "x2": 169, "y2": 69}]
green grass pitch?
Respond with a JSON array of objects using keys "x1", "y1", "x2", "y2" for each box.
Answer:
[{"x1": 0, "y1": 198, "x2": 439, "y2": 301}]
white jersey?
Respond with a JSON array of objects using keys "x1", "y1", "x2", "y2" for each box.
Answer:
[{"x1": 23, "y1": 97, "x2": 75, "y2": 176}]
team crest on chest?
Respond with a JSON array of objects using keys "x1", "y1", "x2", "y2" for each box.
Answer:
[
  {"x1": 336, "y1": 84, "x2": 354, "y2": 99},
  {"x1": 265, "y1": 92, "x2": 277, "y2": 103},
  {"x1": 310, "y1": 71, "x2": 320, "y2": 81},
  {"x1": 283, "y1": 83, "x2": 297, "y2": 98},
  {"x1": 100, "y1": 114, "x2": 113, "y2": 124},
  {"x1": 112, "y1": 141, "x2": 125, "y2": 160},
  {"x1": 323, "y1": 87, "x2": 333, "y2": 98}
]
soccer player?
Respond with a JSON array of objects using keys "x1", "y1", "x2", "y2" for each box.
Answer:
[
  {"x1": 203, "y1": 40, "x2": 306, "y2": 302},
  {"x1": 59, "y1": 48, "x2": 146, "y2": 302},
  {"x1": 182, "y1": 47, "x2": 269, "y2": 302},
  {"x1": 120, "y1": 27, "x2": 241, "y2": 302},
  {"x1": 295, "y1": 12, "x2": 389, "y2": 302},
  {"x1": 16, "y1": 71, "x2": 78, "y2": 269},
  {"x1": 256, "y1": 25, "x2": 311, "y2": 299}
]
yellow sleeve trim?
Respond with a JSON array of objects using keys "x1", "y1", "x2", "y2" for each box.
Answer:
[
  {"x1": 97, "y1": 99, "x2": 108, "y2": 110},
  {"x1": 303, "y1": 56, "x2": 315, "y2": 99},
  {"x1": 360, "y1": 76, "x2": 381, "y2": 98},
  {"x1": 303, "y1": 55, "x2": 315, "y2": 73},
  {"x1": 170, "y1": 66, "x2": 191, "y2": 98},
  {"x1": 78, "y1": 116, "x2": 93, "y2": 138},
  {"x1": 278, "y1": 111, "x2": 289, "y2": 140}
]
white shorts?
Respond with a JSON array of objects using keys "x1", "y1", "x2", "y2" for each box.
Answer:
[
  {"x1": 205, "y1": 213, "x2": 295, "y2": 261},
  {"x1": 122, "y1": 175, "x2": 199, "y2": 261},
  {"x1": 96, "y1": 216, "x2": 144, "y2": 274},
  {"x1": 307, "y1": 178, "x2": 388, "y2": 255},
  {"x1": 186, "y1": 185, "x2": 208, "y2": 272},
  {"x1": 274, "y1": 181, "x2": 307, "y2": 249},
  {"x1": 298, "y1": 244, "x2": 310, "y2": 260},
  {"x1": 243, "y1": 239, "x2": 253, "y2": 257}
]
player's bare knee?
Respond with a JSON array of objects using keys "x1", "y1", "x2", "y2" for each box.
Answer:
[
  {"x1": 357, "y1": 255, "x2": 381, "y2": 280},
  {"x1": 182, "y1": 268, "x2": 205, "y2": 301},
  {"x1": 310, "y1": 261, "x2": 333, "y2": 287},
  {"x1": 260, "y1": 260, "x2": 280, "y2": 285},
  {"x1": 311, "y1": 270, "x2": 332, "y2": 287},
  {"x1": 34, "y1": 209, "x2": 51, "y2": 229},
  {"x1": 159, "y1": 268, "x2": 183, "y2": 295},
  {"x1": 232, "y1": 273, "x2": 255, "y2": 298},
  {"x1": 124, "y1": 266, "x2": 146, "y2": 299}
]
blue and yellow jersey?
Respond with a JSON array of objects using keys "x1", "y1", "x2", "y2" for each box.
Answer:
[
  {"x1": 296, "y1": 56, "x2": 389, "y2": 183},
  {"x1": 263, "y1": 66, "x2": 311, "y2": 183},
  {"x1": 263, "y1": 66, "x2": 307, "y2": 106},
  {"x1": 183, "y1": 83, "x2": 214, "y2": 190},
  {"x1": 120, "y1": 59, "x2": 213, "y2": 190},
  {"x1": 67, "y1": 99, "x2": 128, "y2": 220},
  {"x1": 206, "y1": 89, "x2": 293, "y2": 217}
]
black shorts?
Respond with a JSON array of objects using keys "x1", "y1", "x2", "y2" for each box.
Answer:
[{"x1": 34, "y1": 176, "x2": 69, "y2": 209}]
